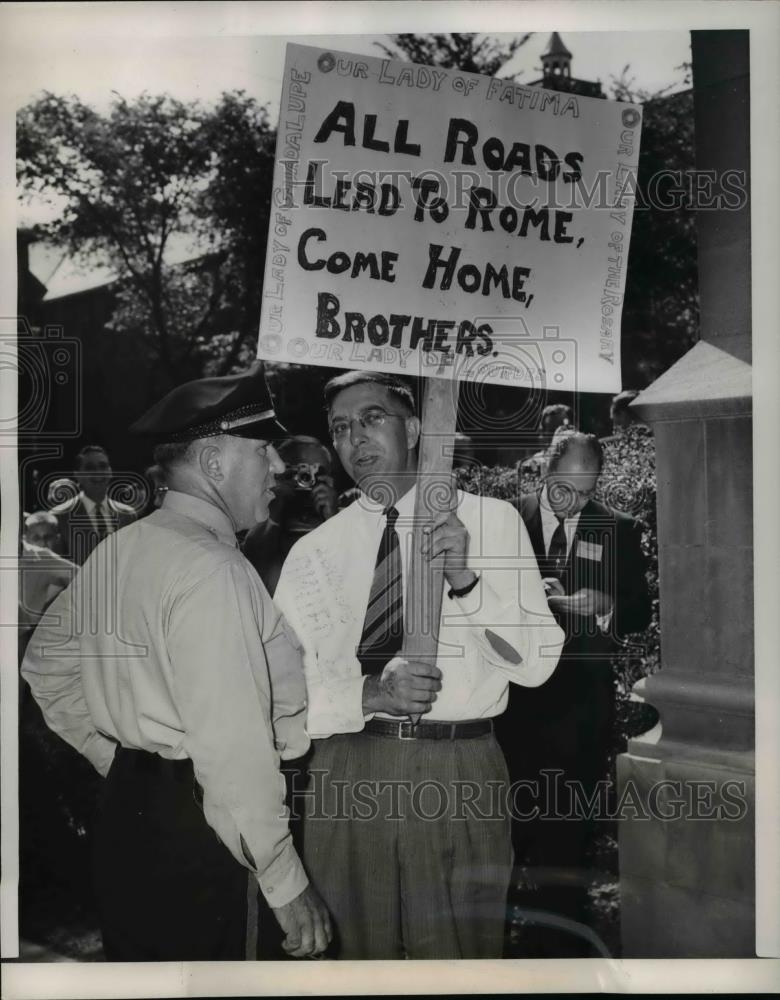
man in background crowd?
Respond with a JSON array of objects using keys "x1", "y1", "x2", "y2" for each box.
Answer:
[
  {"x1": 18, "y1": 514, "x2": 76, "y2": 663},
  {"x1": 241, "y1": 435, "x2": 338, "y2": 595},
  {"x1": 520, "y1": 404, "x2": 575, "y2": 476},
  {"x1": 22, "y1": 367, "x2": 331, "y2": 961},
  {"x1": 50, "y1": 445, "x2": 136, "y2": 564},
  {"x1": 609, "y1": 390, "x2": 641, "y2": 434},
  {"x1": 498, "y1": 430, "x2": 651, "y2": 957},
  {"x1": 275, "y1": 371, "x2": 564, "y2": 960},
  {"x1": 23, "y1": 510, "x2": 61, "y2": 553}
]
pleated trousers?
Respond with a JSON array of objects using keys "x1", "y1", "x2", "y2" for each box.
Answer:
[{"x1": 300, "y1": 729, "x2": 513, "y2": 960}]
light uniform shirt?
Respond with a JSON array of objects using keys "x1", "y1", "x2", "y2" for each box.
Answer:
[
  {"x1": 275, "y1": 487, "x2": 565, "y2": 739},
  {"x1": 21, "y1": 490, "x2": 309, "y2": 908}
]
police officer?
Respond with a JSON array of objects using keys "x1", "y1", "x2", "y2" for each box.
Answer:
[{"x1": 21, "y1": 365, "x2": 331, "y2": 961}]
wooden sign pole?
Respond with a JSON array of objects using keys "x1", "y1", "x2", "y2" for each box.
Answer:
[{"x1": 403, "y1": 376, "x2": 460, "y2": 725}]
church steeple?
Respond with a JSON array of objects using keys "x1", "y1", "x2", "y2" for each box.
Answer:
[{"x1": 541, "y1": 31, "x2": 572, "y2": 81}]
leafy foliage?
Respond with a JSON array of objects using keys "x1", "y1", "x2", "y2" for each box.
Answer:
[
  {"x1": 377, "y1": 32, "x2": 530, "y2": 78},
  {"x1": 618, "y1": 89, "x2": 699, "y2": 387},
  {"x1": 195, "y1": 92, "x2": 277, "y2": 375},
  {"x1": 17, "y1": 91, "x2": 276, "y2": 384}
]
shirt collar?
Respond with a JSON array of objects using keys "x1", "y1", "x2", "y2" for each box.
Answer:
[
  {"x1": 355, "y1": 483, "x2": 417, "y2": 522},
  {"x1": 79, "y1": 491, "x2": 105, "y2": 515},
  {"x1": 161, "y1": 490, "x2": 238, "y2": 547},
  {"x1": 541, "y1": 484, "x2": 582, "y2": 529}
]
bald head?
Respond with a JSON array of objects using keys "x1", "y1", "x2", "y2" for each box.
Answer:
[{"x1": 545, "y1": 432, "x2": 602, "y2": 516}]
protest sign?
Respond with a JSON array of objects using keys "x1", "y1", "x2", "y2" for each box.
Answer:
[{"x1": 257, "y1": 43, "x2": 642, "y2": 393}]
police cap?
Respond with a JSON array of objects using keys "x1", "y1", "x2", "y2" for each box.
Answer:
[{"x1": 130, "y1": 364, "x2": 286, "y2": 443}]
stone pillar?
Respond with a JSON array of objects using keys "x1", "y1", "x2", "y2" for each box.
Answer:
[{"x1": 618, "y1": 30, "x2": 755, "y2": 957}]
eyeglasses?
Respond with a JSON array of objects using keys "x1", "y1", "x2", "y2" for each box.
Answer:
[{"x1": 329, "y1": 407, "x2": 406, "y2": 443}]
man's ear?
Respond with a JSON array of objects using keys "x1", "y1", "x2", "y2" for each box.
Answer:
[
  {"x1": 406, "y1": 415, "x2": 421, "y2": 450},
  {"x1": 199, "y1": 444, "x2": 224, "y2": 483}
]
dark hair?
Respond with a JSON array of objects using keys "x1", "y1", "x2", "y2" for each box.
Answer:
[
  {"x1": 541, "y1": 403, "x2": 573, "y2": 421},
  {"x1": 144, "y1": 463, "x2": 167, "y2": 483},
  {"x1": 540, "y1": 403, "x2": 573, "y2": 431},
  {"x1": 152, "y1": 440, "x2": 197, "y2": 473},
  {"x1": 74, "y1": 444, "x2": 109, "y2": 469},
  {"x1": 610, "y1": 389, "x2": 640, "y2": 417},
  {"x1": 323, "y1": 371, "x2": 416, "y2": 416},
  {"x1": 546, "y1": 430, "x2": 603, "y2": 474},
  {"x1": 25, "y1": 510, "x2": 58, "y2": 528},
  {"x1": 278, "y1": 435, "x2": 332, "y2": 467}
]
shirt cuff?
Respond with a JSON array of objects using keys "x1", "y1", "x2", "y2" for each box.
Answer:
[
  {"x1": 336, "y1": 670, "x2": 371, "y2": 731},
  {"x1": 256, "y1": 841, "x2": 309, "y2": 909},
  {"x1": 596, "y1": 609, "x2": 615, "y2": 633},
  {"x1": 307, "y1": 671, "x2": 371, "y2": 738}
]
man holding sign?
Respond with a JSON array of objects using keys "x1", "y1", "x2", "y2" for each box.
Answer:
[
  {"x1": 262, "y1": 41, "x2": 640, "y2": 959},
  {"x1": 274, "y1": 371, "x2": 564, "y2": 959}
]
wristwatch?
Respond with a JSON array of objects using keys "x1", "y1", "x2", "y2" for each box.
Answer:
[{"x1": 447, "y1": 573, "x2": 480, "y2": 600}]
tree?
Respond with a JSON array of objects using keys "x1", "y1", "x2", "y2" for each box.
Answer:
[
  {"x1": 378, "y1": 32, "x2": 530, "y2": 77},
  {"x1": 194, "y1": 92, "x2": 277, "y2": 377},
  {"x1": 615, "y1": 86, "x2": 699, "y2": 387},
  {"x1": 17, "y1": 91, "x2": 276, "y2": 385}
]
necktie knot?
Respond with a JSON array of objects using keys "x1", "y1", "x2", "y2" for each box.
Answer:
[{"x1": 383, "y1": 506, "x2": 399, "y2": 529}]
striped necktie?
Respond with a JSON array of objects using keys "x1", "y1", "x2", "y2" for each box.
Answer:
[
  {"x1": 548, "y1": 515, "x2": 568, "y2": 579},
  {"x1": 357, "y1": 506, "x2": 403, "y2": 675},
  {"x1": 95, "y1": 501, "x2": 113, "y2": 541}
]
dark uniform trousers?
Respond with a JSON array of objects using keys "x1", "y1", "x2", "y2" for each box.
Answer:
[
  {"x1": 93, "y1": 747, "x2": 247, "y2": 961},
  {"x1": 496, "y1": 491, "x2": 651, "y2": 956}
]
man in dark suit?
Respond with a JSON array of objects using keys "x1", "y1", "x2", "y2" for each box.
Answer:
[
  {"x1": 50, "y1": 445, "x2": 136, "y2": 564},
  {"x1": 497, "y1": 430, "x2": 651, "y2": 956}
]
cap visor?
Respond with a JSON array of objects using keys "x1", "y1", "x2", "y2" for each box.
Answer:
[{"x1": 229, "y1": 417, "x2": 288, "y2": 442}]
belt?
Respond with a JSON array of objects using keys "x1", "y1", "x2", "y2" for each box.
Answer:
[{"x1": 364, "y1": 718, "x2": 493, "y2": 741}]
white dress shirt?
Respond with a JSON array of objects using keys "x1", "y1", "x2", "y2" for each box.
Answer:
[
  {"x1": 274, "y1": 487, "x2": 565, "y2": 739},
  {"x1": 79, "y1": 492, "x2": 114, "y2": 534},
  {"x1": 22, "y1": 490, "x2": 309, "y2": 908}
]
